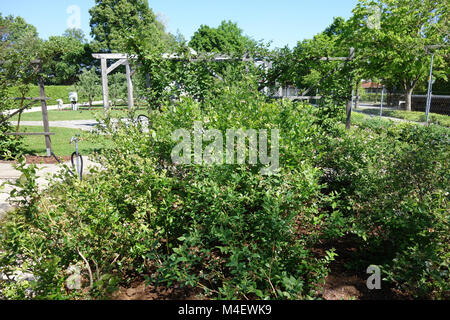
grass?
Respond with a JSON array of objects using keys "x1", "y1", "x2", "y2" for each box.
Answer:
[
  {"x1": 10, "y1": 108, "x2": 150, "y2": 122},
  {"x1": 354, "y1": 108, "x2": 450, "y2": 127},
  {"x1": 18, "y1": 126, "x2": 113, "y2": 157}
]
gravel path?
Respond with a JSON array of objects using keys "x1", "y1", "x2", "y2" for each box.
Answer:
[
  {"x1": 12, "y1": 120, "x2": 100, "y2": 131},
  {"x1": 3, "y1": 101, "x2": 103, "y2": 116}
]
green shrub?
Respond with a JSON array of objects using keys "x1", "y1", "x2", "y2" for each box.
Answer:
[
  {"x1": 1, "y1": 79, "x2": 447, "y2": 300},
  {"x1": 0, "y1": 81, "x2": 337, "y2": 299},
  {"x1": 318, "y1": 121, "x2": 449, "y2": 298},
  {"x1": 0, "y1": 123, "x2": 24, "y2": 160}
]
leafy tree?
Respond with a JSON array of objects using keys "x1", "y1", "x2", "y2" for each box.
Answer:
[
  {"x1": 41, "y1": 31, "x2": 94, "y2": 85},
  {"x1": 349, "y1": 0, "x2": 449, "y2": 111},
  {"x1": 89, "y1": 0, "x2": 165, "y2": 52},
  {"x1": 269, "y1": 20, "x2": 356, "y2": 103},
  {"x1": 0, "y1": 14, "x2": 41, "y2": 157},
  {"x1": 109, "y1": 72, "x2": 128, "y2": 107},
  {"x1": 63, "y1": 28, "x2": 87, "y2": 43},
  {"x1": 189, "y1": 20, "x2": 255, "y2": 56},
  {"x1": 75, "y1": 68, "x2": 101, "y2": 108}
]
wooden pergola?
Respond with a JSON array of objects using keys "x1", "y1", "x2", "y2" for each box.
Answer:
[
  {"x1": 92, "y1": 51, "x2": 255, "y2": 112},
  {"x1": 93, "y1": 49, "x2": 356, "y2": 130},
  {"x1": 92, "y1": 53, "x2": 137, "y2": 111}
]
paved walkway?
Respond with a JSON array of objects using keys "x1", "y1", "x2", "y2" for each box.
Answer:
[
  {"x1": 3, "y1": 101, "x2": 103, "y2": 116},
  {"x1": 0, "y1": 157, "x2": 99, "y2": 220}
]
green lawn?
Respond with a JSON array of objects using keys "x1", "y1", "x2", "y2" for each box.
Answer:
[
  {"x1": 18, "y1": 126, "x2": 113, "y2": 157},
  {"x1": 354, "y1": 108, "x2": 450, "y2": 127},
  {"x1": 10, "y1": 108, "x2": 150, "y2": 122}
]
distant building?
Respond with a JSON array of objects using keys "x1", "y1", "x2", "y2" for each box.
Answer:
[{"x1": 361, "y1": 81, "x2": 383, "y2": 94}]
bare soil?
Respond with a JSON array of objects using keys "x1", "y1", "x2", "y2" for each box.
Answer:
[{"x1": 0, "y1": 155, "x2": 71, "y2": 165}]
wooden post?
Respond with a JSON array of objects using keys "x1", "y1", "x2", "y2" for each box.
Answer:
[
  {"x1": 346, "y1": 48, "x2": 355, "y2": 130},
  {"x1": 38, "y1": 76, "x2": 52, "y2": 156},
  {"x1": 101, "y1": 58, "x2": 109, "y2": 112},
  {"x1": 346, "y1": 99, "x2": 352, "y2": 130},
  {"x1": 125, "y1": 61, "x2": 134, "y2": 111},
  {"x1": 355, "y1": 82, "x2": 360, "y2": 109}
]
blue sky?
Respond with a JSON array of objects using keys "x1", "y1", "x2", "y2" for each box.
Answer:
[{"x1": 0, "y1": 0, "x2": 359, "y2": 48}]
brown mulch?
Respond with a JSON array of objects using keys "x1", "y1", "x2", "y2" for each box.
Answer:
[
  {"x1": 111, "y1": 280, "x2": 203, "y2": 301},
  {"x1": 0, "y1": 155, "x2": 71, "y2": 165},
  {"x1": 315, "y1": 236, "x2": 411, "y2": 300}
]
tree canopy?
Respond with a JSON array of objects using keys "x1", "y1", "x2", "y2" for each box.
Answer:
[
  {"x1": 348, "y1": 0, "x2": 449, "y2": 110},
  {"x1": 89, "y1": 0, "x2": 166, "y2": 52},
  {"x1": 189, "y1": 20, "x2": 256, "y2": 56}
]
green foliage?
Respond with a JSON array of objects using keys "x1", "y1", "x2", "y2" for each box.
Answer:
[
  {"x1": 318, "y1": 120, "x2": 449, "y2": 298},
  {"x1": 0, "y1": 81, "x2": 336, "y2": 300},
  {"x1": 89, "y1": 0, "x2": 167, "y2": 52},
  {"x1": 190, "y1": 21, "x2": 256, "y2": 56},
  {"x1": 349, "y1": 0, "x2": 449, "y2": 110},
  {"x1": 41, "y1": 34, "x2": 92, "y2": 85},
  {"x1": 267, "y1": 17, "x2": 356, "y2": 107},
  {"x1": 0, "y1": 123, "x2": 24, "y2": 160},
  {"x1": 108, "y1": 73, "x2": 128, "y2": 107},
  {"x1": 0, "y1": 14, "x2": 41, "y2": 157},
  {"x1": 75, "y1": 69, "x2": 101, "y2": 107}
]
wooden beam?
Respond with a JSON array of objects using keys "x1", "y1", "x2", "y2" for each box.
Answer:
[
  {"x1": 107, "y1": 59, "x2": 127, "y2": 75},
  {"x1": 92, "y1": 53, "x2": 130, "y2": 60},
  {"x1": 0, "y1": 101, "x2": 40, "y2": 125},
  {"x1": 101, "y1": 58, "x2": 109, "y2": 112},
  {"x1": 38, "y1": 75, "x2": 52, "y2": 156},
  {"x1": 125, "y1": 61, "x2": 134, "y2": 111}
]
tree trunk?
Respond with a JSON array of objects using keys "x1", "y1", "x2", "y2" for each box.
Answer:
[
  {"x1": 405, "y1": 86, "x2": 414, "y2": 111},
  {"x1": 16, "y1": 93, "x2": 25, "y2": 135},
  {"x1": 346, "y1": 99, "x2": 352, "y2": 130},
  {"x1": 354, "y1": 84, "x2": 360, "y2": 109}
]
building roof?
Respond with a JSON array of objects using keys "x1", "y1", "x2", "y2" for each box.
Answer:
[{"x1": 361, "y1": 82, "x2": 383, "y2": 89}]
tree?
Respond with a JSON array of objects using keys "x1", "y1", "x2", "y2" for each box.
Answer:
[
  {"x1": 349, "y1": 0, "x2": 449, "y2": 111},
  {"x1": 269, "y1": 18, "x2": 356, "y2": 104},
  {"x1": 40, "y1": 28, "x2": 97, "y2": 86},
  {"x1": 0, "y1": 14, "x2": 41, "y2": 157},
  {"x1": 190, "y1": 21, "x2": 255, "y2": 56},
  {"x1": 89, "y1": 0, "x2": 165, "y2": 52},
  {"x1": 63, "y1": 28, "x2": 87, "y2": 43},
  {"x1": 75, "y1": 68, "x2": 101, "y2": 108},
  {"x1": 109, "y1": 72, "x2": 128, "y2": 107},
  {"x1": 41, "y1": 35, "x2": 87, "y2": 85}
]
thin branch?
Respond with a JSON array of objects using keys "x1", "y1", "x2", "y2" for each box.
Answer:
[{"x1": 77, "y1": 249, "x2": 94, "y2": 290}]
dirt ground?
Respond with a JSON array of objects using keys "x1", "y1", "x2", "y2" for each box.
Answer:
[{"x1": 0, "y1": 155, "x2": 71, "y2": 165}]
